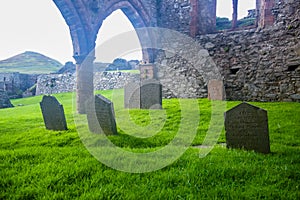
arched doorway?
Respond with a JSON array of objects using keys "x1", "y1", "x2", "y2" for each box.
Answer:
[
  {"x1": 95, "y1": 9, "x2": 143, "y2": 64},
  {"x1": 53, "y1": 0, "x2": 154, "y2": 113}
]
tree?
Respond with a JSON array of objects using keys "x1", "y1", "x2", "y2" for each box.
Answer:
[{"x1": 105, "y1": 58, "x2": 132, "y2": 71}]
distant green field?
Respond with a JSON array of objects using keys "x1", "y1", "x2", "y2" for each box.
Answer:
[
  {"x1": 0, "y1": 91, "x2": 299, "y2": 199},
  {"x1": 0, "y1": 66, "x2": 60, "y2": 74}
]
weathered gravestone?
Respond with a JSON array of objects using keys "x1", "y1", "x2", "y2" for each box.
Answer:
[
  {"x1": 124, "y1": 82, "x2": 140, "y2": 109},
  {"x1": 140, "y1": 79, "x2": 162, "y2": 109},
  {"x1": 207, "y1": 79, "x2": 225, "y2": 100},
  {"x1": 124, "y1": 79, "x2": 162, "y2": 109},
  {"x1": 0, "y1": 90, "x2": 13, "y2": 109},
  {"x1": 40, "y1": 95, "x2": 68, "y2": 131},
  {"x1": 225, "y1": 102, "x2": 270, "y2": 154},
  {"x1": 140, "y1": 63, "x2": 155, "y2": 81},
  {"x1": 86, "y1": 94, "x2": 117, "y2": 135}
]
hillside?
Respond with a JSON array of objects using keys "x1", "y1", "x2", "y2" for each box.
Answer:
[{"x1": 0, "y1": 51, "x2": 63, "y2": 74}]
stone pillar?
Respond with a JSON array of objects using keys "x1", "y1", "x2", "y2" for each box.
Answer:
[
  {"x1": 256, "y1": 0, "x2": 261, "y2": 27},
  {"x1": 74, "y1": 54, "x2": 95, "y2": 114},
  {"x1": 139, "y1": 63, "x2": 156, "y2": 81},
  {"x1": 259, "y1": 0, "x2": 275, "y2": 28},
  {"x1": 232, "y1": 0, "x2": 238, "y2": 29},
  {"x1": 190, "y1": 0, "x2": 199, "y2": 37}
]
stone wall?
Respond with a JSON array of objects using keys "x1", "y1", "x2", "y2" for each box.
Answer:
[
  {"x1": 0, "y1": 90, "x2": 13, "y2": 109},
  {"x1": 157, "y1": 0, "x2": 216, "y2": 35},
  {"x1": 94, "y1": 72, "x2": 139, "y2": 91},
  {"x1": 36, "y1": 73, "x2": 76, "y2": 95},
  {"x1": 36, "y1": 72, "x2": 139, "y2": 95},
  {"x1": 0, "y1": 73, "x2": 38, "y2": 98},
  {"x1": 156, "y1": 0, "x2": 300, "y2": 102}
]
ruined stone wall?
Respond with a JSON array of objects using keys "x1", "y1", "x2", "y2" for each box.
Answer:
[
  {"x1": 157, "y1": 0, "x2": 191, "y2": 35},
  {"x1": 0, "y1": 73, "x2": 38, "y2": 97},
  {"x1": 198, "y1": 0, "x2": 216, "y2": 34},
  {"x1": 157, "y1": 0, "x2": 216, "y2": 35},
  {"x1": 0, "y1": 90, "x2": 13, "y2": 109},
  {"x1": 156, "y1": 0, "x2": 300, "y2": 102},
  {"x1": 36, "y1": 73, "x2": 76, "y2": 95},
  {"x1": 36, "y1": 72, "x2": 139, "y2": 95}
]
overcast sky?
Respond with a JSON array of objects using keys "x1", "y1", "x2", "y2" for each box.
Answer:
[{"x1": 0, "y1": 0, "x2": 255, "y2": 64}]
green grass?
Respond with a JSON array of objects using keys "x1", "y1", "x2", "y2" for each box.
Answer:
[
  {"x1": 0, "y1": 67, "x2": 59, "y2": 74},
  {"x1": 0, "y1": 90, "x2": 299, "y2": 199}
]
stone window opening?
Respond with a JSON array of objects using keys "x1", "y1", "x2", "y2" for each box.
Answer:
[
  {"x1": 287, "y1": 65, "x2": 299, "y2": 72},
  {"x1": 95, "y1": 9, "x2": 143, "y2": 64},
  {"x1": 230, "y1": 67, "x2": 241, "y2": 74},
  {"x1": 216, "y1": 0, "x2": 257, "y2": 31}
]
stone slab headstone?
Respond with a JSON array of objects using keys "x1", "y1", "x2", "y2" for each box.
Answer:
[
  {"x1": 140, "y1": 79, "x2": 162, "y2": 109},
  {"x1": 140, "y1": 64, "x2": 155, "y2": 81},
  {"x1": 207, "y1": 79, "x2": 225, "y2": 100},
  {"x1": 124, "y1": 82, "x2": 141, "y2": 109},
  {"x1": 0, "y1": 90, "x2": 13, "y2": 109},
  {"x1": 86, "y1": 94, "x2": 117, "y2": 135},
  {"x1": 225, "y1": 102, "x2": 270, "y2": 154},
  {"x1": 40, "y1": 95, "x2": 67, "y2": 131}
]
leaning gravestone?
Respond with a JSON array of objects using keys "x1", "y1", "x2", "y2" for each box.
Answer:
[
  {"x1": 0, "y1": 90, "x2": 13, "y2": 109},
  {"x1": 86, "y1": 94, "x2": 117, "y2": 135},
  {"x1": 40, "y1": 95, "x2": 68, "y2": 131},
  {"x1": 140, "y1": 79, "x2": 162, "y2": 109},
  {"x1": 207, "y1": 79, "x2": 225, "y2": 100},
  {"x1": 124, "y1": 82, "x2": 140, "y2": 109},
  {"x1": 225, "y1": 102, "x2": 270, "y2": 154}
]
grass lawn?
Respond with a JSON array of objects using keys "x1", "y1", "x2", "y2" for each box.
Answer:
[{"x1": 0, "y1": 90, "x2": 299, "y2": 199}]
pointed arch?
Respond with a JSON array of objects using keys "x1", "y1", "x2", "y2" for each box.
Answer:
[{"x1": 95, "y1": 0, "x2": 155, "y2": 62}]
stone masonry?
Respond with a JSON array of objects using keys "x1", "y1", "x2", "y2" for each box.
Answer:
[
  {"x1": 156, "y1": 0, "x2": 300, "y2": 102},
  {"x1": 36, "y1": 72, "x2": 139, "y2": 95},
  {"x1": 51, "y1": 0, "x2": 300, "y2": 110},
  {"x1": 0, "y1": 73, "x2": 38, "y2": 98},
  {"x1": 0, "y1": 90, "x2": 13, "y2": 109}
]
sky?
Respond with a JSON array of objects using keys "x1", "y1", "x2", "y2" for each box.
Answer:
[{"x1": 0, "y1": 0, "x2": 255, "y2": 64}]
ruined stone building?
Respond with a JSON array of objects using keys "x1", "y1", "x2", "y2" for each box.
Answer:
[
  {"x1": 0, "y1": 73, "x2": 38, "y2": 98},
  {"x1": 52, "y1": 0, "x2": 299, "y2": 112}
]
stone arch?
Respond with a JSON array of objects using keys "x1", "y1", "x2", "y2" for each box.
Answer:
[
  {"x1": 53, "y1": 0, "x2": 95, "y2": 57},
  {"x1": 100, "y1": 0, "x2": 151, "y2": 29},
  {"x1": 95, "y1": 0, "x2": 155, "y2": 62},
  {"x1": 53, "y1": 0, "x2": 279, "y2": 113},
  {"x1": 53, "y1": 0, "x2": 156, "y2": 113}
]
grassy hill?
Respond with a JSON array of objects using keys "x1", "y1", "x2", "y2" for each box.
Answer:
[
  {"x1": 0, "y1": 51, "x2": 62, "y2": 74},
  {"x1": 0, "y1": 91, "x2": 299, "y2": 199}
]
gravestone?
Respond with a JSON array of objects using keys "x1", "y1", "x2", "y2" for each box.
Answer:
[
  {"x1": 86, "y1": 94, "x2": 117, "y2": 135},
  {"x1": 124, "y1": 80, "x2": 162, "y2": 109},
  {"x1": 0, "y1": 90, "x2": 13, "y2": 109},
  {"x1": 124, "y1": 63, "x2": 162, "y2": 109},
  {"x1": 225, "y1": 102, "x2": 270, "y2": 154},
  {"x1": 140, "y1": 63, "x2": 155, "y2": 81},
  {"x1": 40, "y1": 95, "x2": 67, "y2": 131},
  {"x1": 140, "y1": 79, "x2": 162, "y2": 109},
  {"x1": 124, "y1": 82, "x2": 140, "y2": 109},
  {"x1": 207, "y1": 79, "x2": 225, "y2": 100}
]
